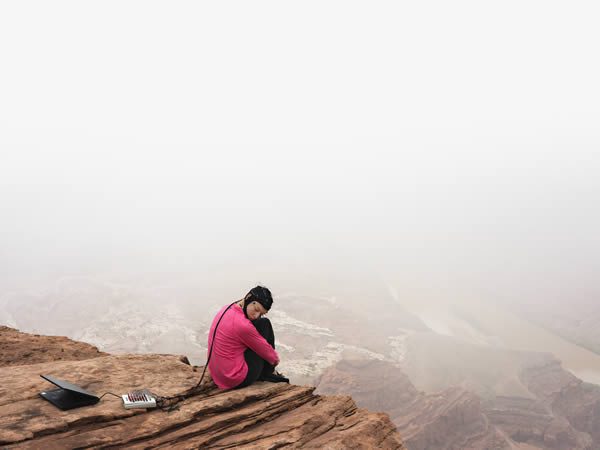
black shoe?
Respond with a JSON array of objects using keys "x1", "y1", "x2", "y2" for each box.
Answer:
[{"x1": 259, "y1": 371, "x2": 289, "y2": 383}]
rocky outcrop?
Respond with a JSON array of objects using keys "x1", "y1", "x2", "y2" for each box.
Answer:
[
  {"x1": 0, "y1": 325, "x2": 106, "y2": 367},
  {"x1": 315, "y1": 359, "x2": 507, "y2": 450},
  {"x1": 316, "y1": 358, "x2": 600, "y2": 450},
  {"x1": 0, "y1": 327, "x2": 405, "y2": 449},
  {"x1": 520, "y1": 358, "x2": 600, "y2": 446},
  {"x1": 483, "y1": 395, "x2": 593, "y2": 449}
]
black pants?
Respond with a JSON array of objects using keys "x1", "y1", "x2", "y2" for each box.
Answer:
[{"x1": 235, "y1": 317, "x2": 276, "y2": 389}]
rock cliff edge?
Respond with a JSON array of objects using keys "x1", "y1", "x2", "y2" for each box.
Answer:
[{"x1": 0, "y1": 326, "x2": 405, "y2": 449}]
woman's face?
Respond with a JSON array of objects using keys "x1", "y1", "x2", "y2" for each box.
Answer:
[{"x1": 247, "y1": 301, "x2": 268, "y2": 321}]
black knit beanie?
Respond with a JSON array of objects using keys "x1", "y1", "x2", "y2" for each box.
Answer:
[{"x1": 246, "y1": 286, "x2": 273, "y2": 311}]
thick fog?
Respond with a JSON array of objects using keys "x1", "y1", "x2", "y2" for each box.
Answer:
[{"x1": 1, "y1": 1, "x2": 599, "y2": 309}]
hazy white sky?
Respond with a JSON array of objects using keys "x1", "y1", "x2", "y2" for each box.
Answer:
[{"x1": 1, "y1": 1, "x2": 599, "y2": 300}]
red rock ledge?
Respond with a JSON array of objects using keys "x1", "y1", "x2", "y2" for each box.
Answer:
[{"x1": 0, "y1": 326, "x2": 405, "y2": 449}]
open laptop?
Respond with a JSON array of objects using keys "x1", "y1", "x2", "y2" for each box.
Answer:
[{"x1": 39, "y1": 374, "x2": 100, "y2": 410}]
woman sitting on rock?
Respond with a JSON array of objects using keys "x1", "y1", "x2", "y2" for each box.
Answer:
[{"x1": 207, "y1": 285, "x2": 289, "y2": 389}]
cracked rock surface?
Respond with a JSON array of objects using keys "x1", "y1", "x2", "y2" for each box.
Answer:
[{"x1": 0, "y1": 326, "x2": 405, "y2": 449}]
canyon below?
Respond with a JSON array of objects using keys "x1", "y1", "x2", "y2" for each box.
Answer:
[{"x1": 2, "y1": 275, "x2": 600, "y2": 449}]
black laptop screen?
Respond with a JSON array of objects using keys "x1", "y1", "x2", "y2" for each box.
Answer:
[{"x1": 40, "y1": 374, "x2": 97, "y2": 398}]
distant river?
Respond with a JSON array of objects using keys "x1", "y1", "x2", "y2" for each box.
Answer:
[{"x1": 401, "y1": 297, "x2": 600, "y2": 386}]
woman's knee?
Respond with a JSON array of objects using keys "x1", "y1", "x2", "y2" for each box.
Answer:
[
  {"x1": 252, "y1": 317, "x2": 273, "y2": 334},
  {"x1": 252, "y1": 317, "x2": 275, "y2": 347}
]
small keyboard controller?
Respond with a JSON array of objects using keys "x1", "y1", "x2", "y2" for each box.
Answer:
[{"x1": 122, "y1": 389, "x2": 157, "y2": 409}]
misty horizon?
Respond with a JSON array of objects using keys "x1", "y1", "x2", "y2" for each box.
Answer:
[
  {"x1": 2, "y1": 3, "x2": 599, "y2": 308},
  {"x1": 2, "y1": 0, "x2": 600, "y2": 373}
]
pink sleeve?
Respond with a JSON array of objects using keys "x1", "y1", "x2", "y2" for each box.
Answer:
[{"x1": 236, "y1": 320, "x2": 279, "y2": 365}]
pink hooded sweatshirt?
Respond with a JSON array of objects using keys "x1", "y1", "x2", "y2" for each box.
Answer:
[{"x1": 207, "y1": 303, "x2": 279, "y2": 389}]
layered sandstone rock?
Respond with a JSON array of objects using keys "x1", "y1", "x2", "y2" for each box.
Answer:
[
  {"x1": 483, "y1": 395, "x2": 593, "y2": 449},
  {"x1": 316, "y1": 358, "x2": 600, "y2": 450},
  {"x1": 0, "y1": 325, "x2": 106, "y2": 367},
  {"x1": 520, "y1": 358, "x2": 600, "y2": 446},
  {"x1": 315, "y1": 359, "x2": 507, "y2": 450},
  {"x1": 0, "y1": 327, "x2": 405, "y2": 449}
]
